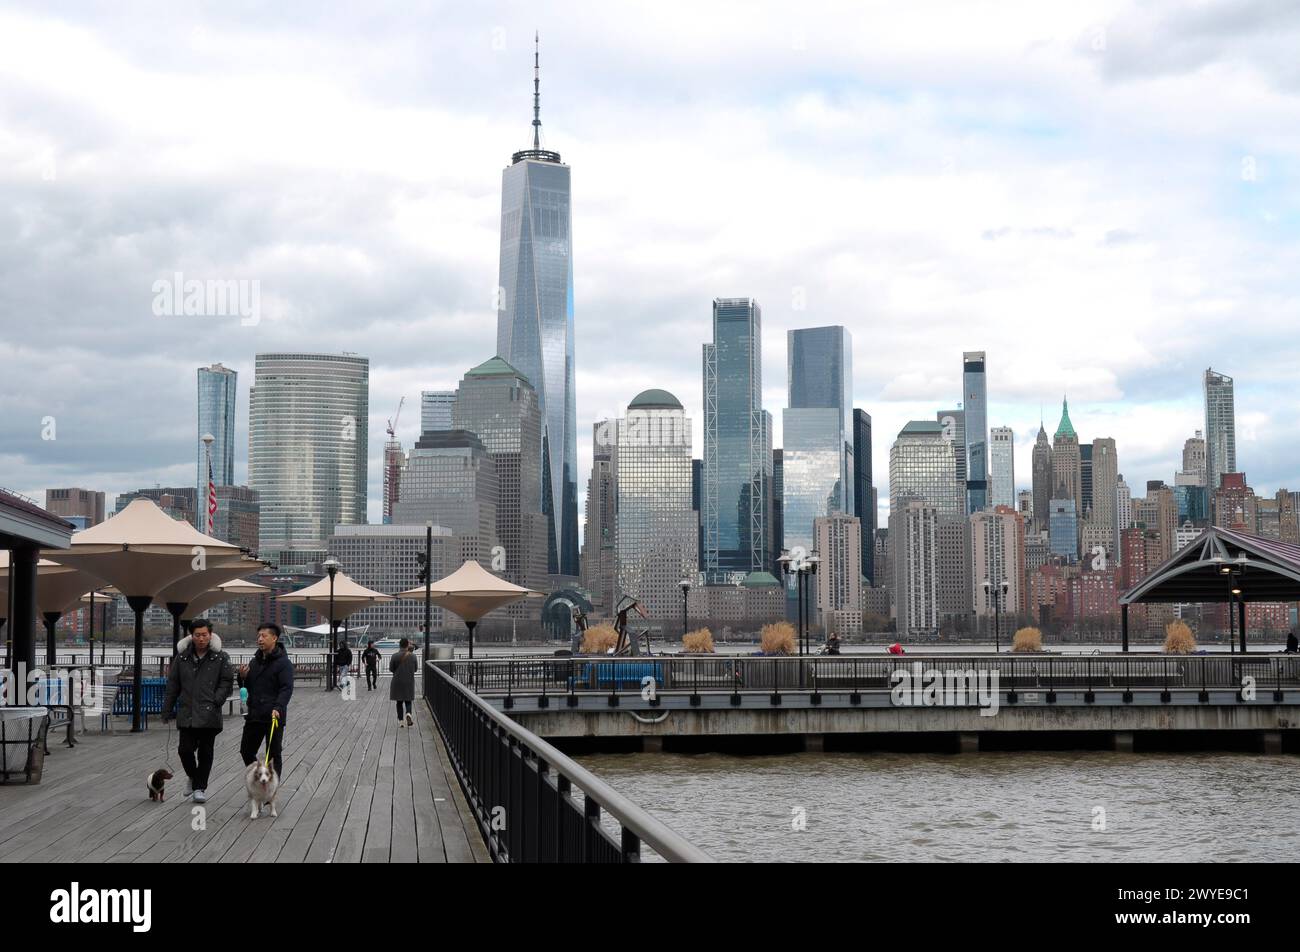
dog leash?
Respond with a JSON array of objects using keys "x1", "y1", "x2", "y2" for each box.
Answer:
[{"x1": 263, "y1": 713, "x2": 279, "y2": 768}]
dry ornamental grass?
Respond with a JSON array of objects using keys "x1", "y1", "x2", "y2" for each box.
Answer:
[
  {"x1": 682, "y1": 628, "x2": 715, "y2": 653},
  {"x1": 1011, "y1": 627, "x2": 1042, "y2": 653},
  {"x1": 581, "y1": 624, "x2": 618, "y2": 654},
  {"x1": 1164, "y1": 620, "x2": 1197, "y2": 654},
  {"x1": 760, "y1": 621, "x2": 796, "y2": 655}
]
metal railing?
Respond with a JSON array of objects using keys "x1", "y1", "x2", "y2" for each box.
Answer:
[
  {"x1": 437, "y1": 654, "x2": 1300, "y2": 700},
  {"x1": 424, "y1": 661, "x2": 711, "y2": 863}
]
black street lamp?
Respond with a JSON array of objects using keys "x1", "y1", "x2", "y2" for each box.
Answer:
[
  {"x1": 802, "y1": 553, "x2": 820, "y2": 655},
  {"x1": 679, "y1": 578, "x2": 691, "y2": 638},
  {"x1": 982, "y1": 577, "x2": 1009, "y2": 653},
  {"x1": 324, "y1": 557, "x2": 339, "y2": 690}
]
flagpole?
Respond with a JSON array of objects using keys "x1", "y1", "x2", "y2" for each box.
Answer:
[{"x1": 202, "y1": 433, "x2": 216, "y2": 534}]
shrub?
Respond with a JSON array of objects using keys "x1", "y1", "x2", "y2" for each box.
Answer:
[
  {"x1": 1164, "y1": 620, "x2": 1196, "y2": 654},
  {"x1": 682, "y1": 628, "x2": 715, "y2": 653},
  {"x1": 581, "y1": 624, "x2": 618, "y2": 654},
  {"x1": 760, "y1": 621, "x2": 796, "y2": 655},
  {"x1": 1011, "y1": 627, "x2": 1042, "y2": 653}
]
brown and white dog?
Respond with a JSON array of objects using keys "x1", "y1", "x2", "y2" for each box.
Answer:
[
  {"x1": 146, "y1": 768, "x2": 174, "y2": 802},
  {"x1": 245, "y1": 760, "x2": 279, "y2": 819}
]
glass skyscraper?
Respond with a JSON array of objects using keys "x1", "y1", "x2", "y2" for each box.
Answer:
[
  {"x1": 1203, "y1": 368, "x2": 1236, "y2": 495},
  {"x1": 392, "y1": 429, "x2": 499, "y2": 564},
  {"x1": 453, "y1": 356, "x2": 550, "y2": 592},
  {"x1": 989, "y1": 425, "x2": 1015, "y2": 510},
  {"x1": 782, "y1": 326, "x2": 854, "y2": 563},
  {"x1": 615, "y1": 390, "x2": 696, "y2": 623},
  {"x1": 963, "y1": 351, "x2": 988, "y2": 513},
  {"x1": 419, "y1": 391, "x2": 455, "y2": 434},
  {"x1": 248, "y1": 353, "x2": 369, "y2": 569},
  {"x1": 853, "y1": 409, "x2": 874, "y2": 584},
  {"x1": 196, "y1": 362, "x2": 237, "y2": 529},
  {"x1": 703, "y1": 298, "x2": 771, "y2": 583},
  {"x1": 889, "y1": 422, "x2": 963, "y2": 522},
  {"x1": 495, "y1": 47, "x2": 577, "y2": 577}
]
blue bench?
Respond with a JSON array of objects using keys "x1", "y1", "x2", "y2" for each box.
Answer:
[
  {"x1": 577, "y1": 661, "x2": 665, "y2": 690},
  {"x1": 103, "y1": 678, "x2": 168, "y2": 730}
]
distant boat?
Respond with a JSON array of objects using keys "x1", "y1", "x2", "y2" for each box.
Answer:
[{"x1": 371, "y1": 637, "x2": 401, "y2": 649}]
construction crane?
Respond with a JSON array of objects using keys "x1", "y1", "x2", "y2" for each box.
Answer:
[
  {"x1": 386, "y1": 395, "x2": 406, "y2": 441},
  {"x1": 383, "y1": 396, "x2": 406, "y2": 523}
]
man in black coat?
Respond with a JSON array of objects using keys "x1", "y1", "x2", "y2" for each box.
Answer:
[
  {"x1": 238, "y1": 622, "x2": 294, "y2": 777},
  {"x1": 335, "y1": 640, "x2": 353, "y2": 691},
  {"x1": 361, "y1": 640, "x2": 381, "y2": 690},
  {"x1": 161, "y1": 619, "x2": 234, "y2": 803}
]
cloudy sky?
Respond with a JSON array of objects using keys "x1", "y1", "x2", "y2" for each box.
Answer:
[{"x1": 3, "y1": 0, "x2": 1299, "y2": 533}]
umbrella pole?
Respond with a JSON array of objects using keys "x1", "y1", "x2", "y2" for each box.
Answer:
[
  {"x1": 44, "y1": 612, "x2": 60, "y2": 667},
  {"x1": 126, "y1": 596, "x2": 151, "y2": 733},
  {"x1": 467, "y1": 619, "x2": 476, "y2": 659},
  {"x1": 88, "y1": 597, "x2": 94, "y2": 669},
  {"x1": 167, "y1": 602, "x2": 185, "y2": 655}
]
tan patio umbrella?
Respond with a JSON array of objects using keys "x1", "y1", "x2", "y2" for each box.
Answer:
[
  {"x1": 154, "y1": 556, "x2": 267, "y2": 652},
  {"x1": 278, "y1": 566, "x2": 393, "y2": 688},
  {"x1": 182, "y1": 578, "x2": 272, "y2": 624},
  {"x1": 0, "y1": 553, "x2": 95, "y2": 666},
  {"x1": 394, "y1": 559, "x2": 543, "y2": 658},
  {"x1": 79, "y1": 589, "x2": 115, "y2": 666},
  {"x1": 41, "y1": 498, "x2": 244, "y2": 731}
]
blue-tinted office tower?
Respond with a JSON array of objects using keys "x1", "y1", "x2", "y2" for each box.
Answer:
[
  {"x1": 853, "y1": 409, "x2": 874, "y2": 584},
  {"x1": 782, "y1": 327, "x2": 854, "y2": 562},
  {"x1": 196, "y1": 362, "x2": 237, "y2": 529},
  {"x1": 704, "y1": 298, "x2": 772, "y2": 582},
  {"x1": 963, "y1": 351, "x2": 988, "y2": 513},
  {"x1": 496, "y1": 37, "x2": 578, "y2": 576}
]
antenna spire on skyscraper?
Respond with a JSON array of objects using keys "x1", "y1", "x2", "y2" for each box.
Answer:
[{"x1": 532, "y1": 31, "x2": 541, "y2": 151}]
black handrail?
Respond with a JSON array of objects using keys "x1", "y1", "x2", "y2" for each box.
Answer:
[{"x1": 424, "y1": 661, "x2": 711, "y2": 864}]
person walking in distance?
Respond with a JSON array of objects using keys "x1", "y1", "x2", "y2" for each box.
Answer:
[
  {"x1": 362, "y1": 639, "x2": 381, "y2": 691},
  {"x1": 335, "y1": 639, "x2": 353, "y2": 691},
  {"x1": 238, "y1": 622, "x2": 294, "y2": 778},
  {"x1": 390, "y1": 637, "x2": 418, "y2": 727},
  {"x1": 161, "y1": 619, "x2": 234, "y2": 804}
]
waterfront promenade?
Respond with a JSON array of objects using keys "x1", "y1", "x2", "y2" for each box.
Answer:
[{"x1": 0, "y1": 680, "x2": 489, "y2": 863}]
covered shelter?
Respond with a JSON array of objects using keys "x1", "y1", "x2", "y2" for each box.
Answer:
[
  {"x1": 394, "y1": 559, "x2": 543, "y2": 658},
  {"x1": 1119, "y1": 526, "x2": 1300, "y2": 652},
  {"x1": 1, "y1": 490, "x2": 75, "y2": 673}
]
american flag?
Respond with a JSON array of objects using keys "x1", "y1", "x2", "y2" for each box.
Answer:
[{"x1": 207, "y1": 454, "x2": 217, "y2": 534}]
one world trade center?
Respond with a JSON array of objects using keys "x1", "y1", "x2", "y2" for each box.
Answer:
[{"x1": 496, "y1": 35, "x2": 578, "y2": 576}]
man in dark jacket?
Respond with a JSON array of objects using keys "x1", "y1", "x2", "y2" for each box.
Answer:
[
  {"x1": 161, "y1": 619, "x2": 234, "y2": 804},
  {"x1": 335, "y1": 640, "x2": 353, "y2": 691},
  {"x1": 238, "y1": 622, "x2": 294, "y2": 777},
  {"x1": 361, "y1": 640, "x2": 381, "y2": 690},
  {"x1": 390, "y1": 638, "x2": 418, "y2": 727}
]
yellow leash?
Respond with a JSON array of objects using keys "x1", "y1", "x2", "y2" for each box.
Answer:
[{"x1": 263, "y1": 713, "x2": 279, "y2": 768}]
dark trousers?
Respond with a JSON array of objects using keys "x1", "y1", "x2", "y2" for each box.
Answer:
[
  {"x1": 177, "y1": 727, "x2": 219, "y2": 790},
  {"x1": 241, "y1": 719, "x2": 284, "y2": 776},
  {"x1": 396, "y1": 700, "x2": 411, "y2": 720},
  {"x1": 365, "y1": 665, "x2": 378, "y2": 689}
]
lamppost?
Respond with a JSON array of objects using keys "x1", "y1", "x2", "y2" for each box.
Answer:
[
  {"x1": 1218, "y1": 556, "x2": 1246, "y2": 655},
  {"x1": 324, "y1": 557, "x2": 339, "y2": 690},
  {"x1": 982, "y1": 577, "x2": 1009, "y2": 653},
  {"x1": 421, "y1": 522, "x2": 433, "y2": 660},
  {"x1": 802, "y1": 553, "x2": 820, "y2": 655},
  {"x1": 679, "y1": 578, "x2": 690, "y2": 638},
  {"x1": 777, "y1": 551, "x2": 797, "y2": 651}
]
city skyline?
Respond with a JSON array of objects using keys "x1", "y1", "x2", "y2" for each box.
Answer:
[{"x1": 5, "y1": 6, "x2": 1300, "y2": 531}]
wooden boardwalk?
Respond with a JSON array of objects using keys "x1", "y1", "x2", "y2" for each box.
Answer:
[{"x1": 0, "y1": 675, "x2": 489, "y2": 863}]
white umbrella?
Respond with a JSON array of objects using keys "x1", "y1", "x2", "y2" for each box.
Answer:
[
  {"x1": 40, "y1": 498, "x2": 244, "y2": 731},
  {"x1": 0, "y1": 553, "x2": 95, "y2": 665},
  {"x1": 394, "y1": 559, "x2": 543, "y2": 657},
  {"x1": 154, "y1": 556, "x2": 267, "y2": 651},
  {"x1": 183, "y1": 578, "x2": 272, "y2": 622}
]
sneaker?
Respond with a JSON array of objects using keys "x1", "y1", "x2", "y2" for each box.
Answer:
[
  {"x1": 397, "y1": 719, "x2": 405, "y2": 728},
  {"x1": 184, "y1": 778, "x2": 193, "y2": 797},
  {"x1": 405, "y1": 712, "x2": 414, "y2": 727},
  {"x1": 193, "y1": 789, "x2": 207, "y2": 804}
]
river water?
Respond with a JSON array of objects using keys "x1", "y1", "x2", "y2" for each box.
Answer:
[{"x1": 577, "y1": 750, "x2": 1300, "y2": 862}]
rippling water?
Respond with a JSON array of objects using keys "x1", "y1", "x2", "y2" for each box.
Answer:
[{"x1": 578, "y1": 751, "x2": 1300, "y2": 862}]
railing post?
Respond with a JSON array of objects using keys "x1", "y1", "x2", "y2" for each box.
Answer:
[
  {"x1": 584, "y1": 795, "x2": 600, "y2": 863},
  {"x1": 1199, "y1": 655, "x2": 1209, "y2": 703},
  {"x1": 556, "y1": 774, "x2": 571, "y2": 861},
  {"x1": 621, "y1": 827, "x2": 641, "y2": 863}
]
